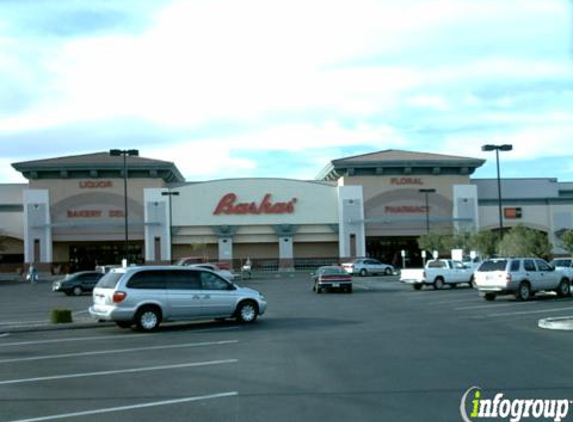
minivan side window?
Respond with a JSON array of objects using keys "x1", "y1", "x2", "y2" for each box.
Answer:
[
  {"x1": 510, "y1": 260, "x2": 520, "y2": 272},
  {"x1": 200, "y1": 272, "x2": 232, "y2": 291},
  {"x1": 523, "y1": 260, "x2": 536, "y2": 272},
  {"x1": 127, "y1": 270, "x2": 166, "y2": 289},
  {"x1": 165, "y1": 270, "x2": 201, "y2": 290}
]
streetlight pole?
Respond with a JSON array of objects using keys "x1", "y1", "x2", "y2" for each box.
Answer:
[
  {"x1": 481, "y1": 144, "x2": 513, "y2": 242},
  {"x1": 110, "y1": 149, "x2": 139, "y2": 265},
  {"x1": 419, "y1": 188, "x2": 436, "y2": 234},
  {"x1": 161, "y1": 190, "x2": 179, "y2": 263}
]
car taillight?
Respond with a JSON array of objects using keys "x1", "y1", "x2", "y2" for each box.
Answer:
[
  {"x1": 505, "y1": 273, "x2": 512, "y2": 284},
  {"x1": 113, "y1": 291, "x2": 127, "y2": 303}
]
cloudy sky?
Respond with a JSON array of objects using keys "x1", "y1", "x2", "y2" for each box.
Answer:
[{"x1": 0, "y1": 0, "x2": 571, "y2": 183}]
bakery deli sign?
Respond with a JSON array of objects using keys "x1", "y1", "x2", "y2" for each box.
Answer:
[{"x1": 213, "y1": 193, "x2": 298, "y2": 215}]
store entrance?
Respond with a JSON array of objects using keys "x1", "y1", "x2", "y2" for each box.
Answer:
[
  {"x1": 366, "y1": 237, "x2": 424, "y2": 268},
  {"x1": 69, "y1": 242, "x2": 143, "y2": 272}
]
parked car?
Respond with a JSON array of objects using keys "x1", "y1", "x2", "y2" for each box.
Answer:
[
  {"x1": 52, "y1": 271, "x2": 104, "y2": 296},
  {"x1": 551, "y1": 258, "x2": 573, "y2": 280},
  {"x1": 400, "y1": 259, "x2": 474, "y2": 290},
  {"x1": 474, "y1": 257, "x2": 571, "y2": 301},
  {"x1": 89, "y1": 266, "x2": 266, "y2": 331},
  {"x1": 312, "y1": 266, "x2": 353, "y2": 293},
  {"x1": 187, "y1": 263, "x2": 235, "y2": 281},
  {"x1": 341, "y1": 258, "x2": 394, "y2": 276}
]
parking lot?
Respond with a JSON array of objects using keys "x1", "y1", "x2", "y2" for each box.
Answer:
[{"x1": 2, "y1": 274, "x2": 573, "y2": 422}]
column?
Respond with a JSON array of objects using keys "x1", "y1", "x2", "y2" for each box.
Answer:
[
  {"x1": 143, "y1": 189, "x2": 170, "y2": 264},
  {"x1": 337, "y1": 186, "x2": 366, "y2": 259},
  {"x1": 273, "y1": 225, "x2": 298, "y2": 271},
  {"x1": 23, "y1": 189, "x2": 53, "y2": 271}
]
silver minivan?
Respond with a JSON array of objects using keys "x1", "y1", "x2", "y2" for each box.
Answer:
[{"x1": 89, "y1": 266, "x2": 267, "y2": 331}]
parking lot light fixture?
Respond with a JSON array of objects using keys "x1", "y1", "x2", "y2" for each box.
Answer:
[
  {"x1": 419, "y1": 188, "x2": 436, "y2": 234},
  {"x1": 109, "y1": 149, "x2": 139, "y2": 264},
  {"x1": 481, "y1": 144, "x2": 513, "y2": 242}
]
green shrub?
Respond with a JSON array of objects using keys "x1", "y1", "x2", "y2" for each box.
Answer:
[{"x1": 50, "y1": 309, "x2": 73, "y2": 324}]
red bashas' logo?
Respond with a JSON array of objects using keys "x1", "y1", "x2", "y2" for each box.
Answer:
[{"x1": 213, "y1": 193, "x2": 297, "y2": 215}]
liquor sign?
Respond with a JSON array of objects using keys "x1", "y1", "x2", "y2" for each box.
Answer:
[
  {"x1": 504, "y1": 207, "x2": 522, "y2": 219},
  {"x1": 213, "y1": 193, "x2": 298, "y2": 215}
]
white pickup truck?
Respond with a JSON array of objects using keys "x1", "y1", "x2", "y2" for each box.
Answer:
[{"x1": 399, "y1": 259, "x2": 475, "y2": 290}]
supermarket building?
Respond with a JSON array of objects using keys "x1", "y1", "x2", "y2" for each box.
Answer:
[{"x1": 0, "y1": 149, "x2": 571, "y2": 273}]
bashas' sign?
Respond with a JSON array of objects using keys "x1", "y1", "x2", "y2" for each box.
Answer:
[{"x1": 213, "y1": 193, "x2": 297, "y2": 215}]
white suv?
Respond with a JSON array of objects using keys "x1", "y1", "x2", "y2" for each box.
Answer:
[
  {"x1": 474, "y1": 258, "x2": 570, "y2": 301},
  {"x1": 89, "y1": 266, "x2": 266, "y2": 331}
]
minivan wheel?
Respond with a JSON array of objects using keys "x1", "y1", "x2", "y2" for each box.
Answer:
[
  {"x1": 236, "y1": 301, "x2": 258, "y2": 323},
  {"x1": 516, "y1": 282, "x2": 531, "y2": 301},
  {"x1": 557, "y1": 279, "x2": 571, "y2": 298},
  {"x1": 135, "y1": 307, "x2": 161, "y2": 331},
  {"x1": 359, "y1": 269, "x2": 367, "y2": 277},
  {"x1": 72, "y1": 286, "x2": 83, "y2": 296},
  {"x1": 384, "y1": 267, "x2": 393, "y2": 276}
]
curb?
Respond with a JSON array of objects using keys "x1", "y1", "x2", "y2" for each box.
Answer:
[{"x1": 538, "y1": 316, "x2": 573, "y2": 331}]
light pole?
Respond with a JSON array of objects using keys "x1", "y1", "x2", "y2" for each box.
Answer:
[
  {"x1": 481, "y1": 144, "x2": 513, "y2": 242},
  {"x1": 161, "y1": 190, "x2": 179, "y2": 262},
  {"x1": 110, "y1": 149, "x2": 139, "y2": 264},
  {"x1": 419, "y1": 188, "x2": 436, "y2": 234}
]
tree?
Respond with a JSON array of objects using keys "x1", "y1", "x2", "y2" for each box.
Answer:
[
  {"x1": 557, "y1": 229, "x2": 573, "y2": 254},
  {"x1": 466, "y1": 230, "x2": 498, "y2": 258},
  {"x1": 497, "y1": 225, "x2": 552, "y2": 259},
  {"x1": 417, "y1": 232, "x2": 453, "y2": 256}
]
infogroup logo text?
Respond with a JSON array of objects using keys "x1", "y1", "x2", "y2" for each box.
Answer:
[{"x1": 460, "y1": 387, "x2": 571, "y2": 422}]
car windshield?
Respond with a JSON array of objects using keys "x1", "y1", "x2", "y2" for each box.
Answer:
[
  {"x1": 96, "y1": 271, "x2": 124, "y2": 289},
  {"x1": 478, "y1": 260, "x2": 508, "y2": 272}
]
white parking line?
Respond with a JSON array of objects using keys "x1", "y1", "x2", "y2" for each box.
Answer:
[
  {"x1": 2, "y1": 391, "x2": 238, "y2": 422},
  {"x1": 0, "y1": 359, "x2": 238, "y2": 385},
  {"x1": 0, "y1": 340, "x2": 239, "y2": 364},
  {"x1": 426, "y1": 298, "x2": 479, "y2": 306},
  {"x1": 455, "y1": 302, "x2": 539, "y2": 311},
  {"x1": 486, "y1": 306, "x2": 573, "y2": 318},
  {"x1": 0, "y1": 327, "x2": 242, "y2": 348}
]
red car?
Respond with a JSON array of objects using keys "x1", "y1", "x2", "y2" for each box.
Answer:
[{"x1": 312, "y1": 266, "x2": 353, "y2": 294}]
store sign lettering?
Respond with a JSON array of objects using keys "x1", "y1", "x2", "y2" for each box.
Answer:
[
  {"x1": 214, "y1": 193, "x2": 297, "y2": 215},
  {"x1": 384, "y1": 206, "x2": 427, "y2": 214},
  {"x1": 79, "y1": 181, "x2": 113, "y2": 189},
  {"x1": 390, "y1": 177, "x2": 423, "y2": 186},
  {"x1": 67, "y1": 209, "x2": 124, "y2": 218}
]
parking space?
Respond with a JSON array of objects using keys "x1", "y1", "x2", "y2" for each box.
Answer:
[{"x1": 2, "y1": 274, "x2": 573, "y2": 421}]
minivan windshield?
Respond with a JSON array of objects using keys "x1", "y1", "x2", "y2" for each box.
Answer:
[
  {"x1": 478, "y1": 260, "x2": 508, "y2": 272},
  {"x1": 96, "y1": 271, "x2": 124, "y2": 289}
]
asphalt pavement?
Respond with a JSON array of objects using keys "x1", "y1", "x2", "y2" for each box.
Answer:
[{"x1": 2, "y1": 274, "x2": 573, "y2": 421}]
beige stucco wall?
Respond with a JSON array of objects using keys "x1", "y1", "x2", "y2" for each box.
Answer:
[{"x1": 338, "y1": 175, "x2": 471, "y2": 237}]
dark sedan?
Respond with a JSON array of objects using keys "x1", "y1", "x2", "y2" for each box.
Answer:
[
  {"x1": 52, "y1": 271, "x2": 104, "y2": 296},
  {"x1": 312, "y1": 266, "x2": 353, "y2": 294}
]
